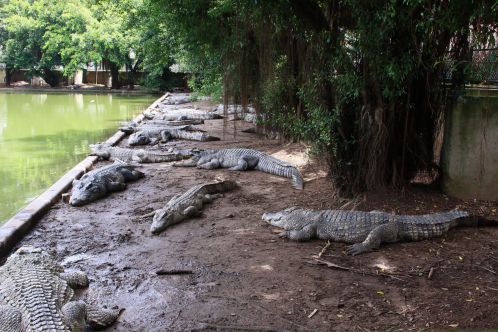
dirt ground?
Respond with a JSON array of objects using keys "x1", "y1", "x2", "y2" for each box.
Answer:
[{"x1": 15, "y1": 98, "x2": 498, "y2": 331}]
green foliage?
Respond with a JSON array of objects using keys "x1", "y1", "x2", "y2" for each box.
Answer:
[
  {"x1": 0, "y1": 0, "x2": 144, "y2": 87},
  {"x1": 144, "y1": 0, "x2": 496, "y2": 195}
]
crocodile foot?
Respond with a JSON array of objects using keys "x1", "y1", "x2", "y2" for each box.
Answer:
[{"x1": 346, "y1": 243, "x2": 370, "y2": 256}]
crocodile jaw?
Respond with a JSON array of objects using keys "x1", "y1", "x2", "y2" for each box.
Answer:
[
  {"x1": 262, "y1": 211, "x2": 286, "y2": 227},
  {"x1": 150, "y1": 209, "x2": 173, "y2": 234},
  {"x1": 70, "y1": 181, "x2": 106, "y2": 206}
]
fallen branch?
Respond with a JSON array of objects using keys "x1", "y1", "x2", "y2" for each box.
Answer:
[
  {"x1": 309, "y1": 258, "x2": 407, "y2": 282},
  {"x1": 315, "y1": 240, "x2": 331, "y2": 259},
  {"x1": 156, "y1": 269, "x2": 194, "y2": 275}
]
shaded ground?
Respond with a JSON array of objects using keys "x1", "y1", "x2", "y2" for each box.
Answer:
[{"x1": 15, "y1": 98, "x2": 498, "y2": 331}]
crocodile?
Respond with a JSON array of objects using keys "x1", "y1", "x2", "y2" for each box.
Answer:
[
  {"x1": 150, "y1": 180, "x2": 237, "y2": 234},
  {"x1": 174, "y1": 148, "x2": 304, "y2": 189},
  {"x1": 89, "y1": 143, "x2": 190, "y2": 163},
  {"x1": 160, "y1": 94, "x2": 191, "y2": 105},
  {"x1": 125, "y1": 119, "x2": 205, "y2": 127},
  {"x1": 119, "y1": 124, "x2": 195, "y2": 134},
  {"x1": 154, "y1": 109, "x2": 223, "y2": 121},
  {"x1": 0, "y1": 246, "x2": 120, "y2": 331},
  {"x1": 128, "y1": 127, "x2": 220, "y2": 146},
  {"x1": 70, "y1": 161, "x2": 144, "y2": 206},
  {"x1": 262, "y1": 208, "x2": 496, "y2": 255}
]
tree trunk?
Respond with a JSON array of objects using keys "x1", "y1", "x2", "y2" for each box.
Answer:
[
  {"x1": 109, "y1": 63, "x2": 120, "y2": 89},
  {"x1": 41, "y1": 67, "x2": 60, "y2": 87},
  {"x1": 4, "y1": 68, "x2": 12, "y2": 86}
]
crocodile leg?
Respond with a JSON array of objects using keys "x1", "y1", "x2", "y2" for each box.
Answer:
[
  {"x1": 107, "y1": 181, "x2": 127, "y2": 191},
  {"x1": 173, "y1": 158, "x2": 198, "y2": 167},
  {"x1": 86, "y1": 305, "x2": 122, "y2": 330},
  {"x1": 183, "y1": 206, "x2": 200, "y2": 217},
  {"x1": 0, "y1": 305, "x2": 23, "y2": 331},
  {"x1": 197, "y1": 158, "x2": 221, "y2": 169},
  {"x1": 160, "y1": 130, "x2": 172, "y2": 142},
  {"x1": 61, "y1": 300, "x2": 87, "y2": 332},
  {"x1": 60, "y1": 271, "x2": 89, "y2": 289},
  {"x1": 279, "y1": 224, "x2": 317, "y2": 241},
  {"x1": 229, "y1": 156, "x2": 259, "y2": 171},
  {"x1": 120, "y1": 168, "x2": 144, "y2": 181},
  {"x1": 346, "y1": 222, "x2": 400, "y2": 256},
  {"x1": 203, "y1": 193, "x2": 223, "y2": 203}
]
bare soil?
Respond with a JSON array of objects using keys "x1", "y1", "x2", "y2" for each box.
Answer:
[{"x1": 15, "y1": 99, "x2": 498, "y2": 331}]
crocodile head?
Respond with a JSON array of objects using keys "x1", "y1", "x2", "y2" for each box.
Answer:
[
  {"x1": 8, "y1": 246, "x2": 62, "y2": 272},
  {"x1": 150, "y1": 209, "x2": 175, "y2": 234},
  {"x1": 128, "y1": 131, "x2": 150, "y2": 146},
  {"x1": 262, "y1": 207, "x2": 304, "y2": 228},
  {"x1": 89, "y1": 143, "x2": 111, "y2": 159},
  {"x1": 69, "y1": 179, "x2": 107, "y2": 206}
]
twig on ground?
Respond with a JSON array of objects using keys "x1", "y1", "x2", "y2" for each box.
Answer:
[
  {"x1": 475, "y1": 265, "x2": 496, "y2": 275},
  {"x1": 155, "y1": 269, "x2": 194, "y2": 275},
  {"x1": 307, "y1": 309, "x2": 318, "y2": 318},
  {"x1": 314, "y1": 240, "x2": 331, "y2": 259},
  {"x1": 310, "y1": 258, "x2": 352, "y2": 271},
  {"x1": 309, "y1": 258, "x2": 407, "y2": 282},
  {"x1": 427, "y1": 267, "x2": 435, "y2": 279}
]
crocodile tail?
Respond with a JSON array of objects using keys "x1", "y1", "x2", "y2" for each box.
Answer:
[
  {"x1": 455, "y1": 214, "x2": 498, "y2": 228},
  {"x1": 256, "y1": 157, "x2": 304, "y2": 190},
  {"x1": 291, "y1": 168, "x2": 304, "y2": 190}
]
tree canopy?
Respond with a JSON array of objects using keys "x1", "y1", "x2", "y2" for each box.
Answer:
[{"x1": 0, "y1": 0, "x2": 147, "y2": 87}]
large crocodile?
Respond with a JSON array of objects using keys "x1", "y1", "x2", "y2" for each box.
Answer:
[
  {"x1": 150, "y1": 180, "x2": 237, "y2": 234},
  {"x1": 154, "y1": 109, "x2": 223, "y2": 121},
  {"x1": 89, "y1": 143, "x2": 189, "y2": 163},
  {"x1": 128, "y1": 127, "x2": 220, "y2": 145},
  {"x1": 262, "y1": 208, "x2": 496, "y2": 255},
  {"x1": 125, "y1": 119, "x2": 205, "y2": 128},
  {"x1": 70, "y1": 161, "x2": 144, "y2": 206},
  {"x1": 119, "y1": 124, "x2": 194, "y2": 134},
  {"x1": 0, "y1": 246, "x2": 120, "y2": 331},
  {"x1": 174, "y1": 148, "x2": 304, "y2": 189}
]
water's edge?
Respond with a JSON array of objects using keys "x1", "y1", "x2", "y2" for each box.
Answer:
[{"x1": 0, "y1": 93, "x2": 169, "y2": 257}]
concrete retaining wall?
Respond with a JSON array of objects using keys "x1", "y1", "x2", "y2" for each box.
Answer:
[
  {"x1": 441, "y1": 90, "x2": 498, "y2": 200},
  {"x1": 0, "y1": 93, "x2": 168, "y2": 257}
]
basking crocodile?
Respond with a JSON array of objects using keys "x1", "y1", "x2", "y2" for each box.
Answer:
[
  {"x1": 128, "y1": 127, "x2": 220, "y2": 145},
  {"x1": 119, "y1": 124, "x2": 194, "y2": 134},
  {"x1": 160, "y1": 94, "x2": 191, "y2": 105},
  {"x1": 150, "y1": 180, "x2": 237, "y2": 234},
  {"x1": 155, "y1": 109, "x2": 223, "y2": 121},
  {"x1": 262, "y1": 208, "x2": 495, "y2": 255},
  {"x1": 89, "y1": 143, "x2": 189, "y2": 163},
  {"x1": 174, "y1": 148, "x2": 304, "y2": 189},
  {"x1": 70, "y1": 161, "x2": 144, "y2": 206},
  {"x1": 0, "y1": 246, "x2": 120, "y2": 331},
  {"x1": 126, "y1": 119, "x2": 204, "y2": 127}
]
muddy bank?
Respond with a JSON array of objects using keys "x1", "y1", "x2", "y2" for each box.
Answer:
[{"x1": 15, "y1": 97, "x2": 498, "y2": 331}]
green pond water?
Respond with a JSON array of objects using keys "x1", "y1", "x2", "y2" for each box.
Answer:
[{"x1": 0, "y1": 92, "x2": 156, "y2": 223}]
